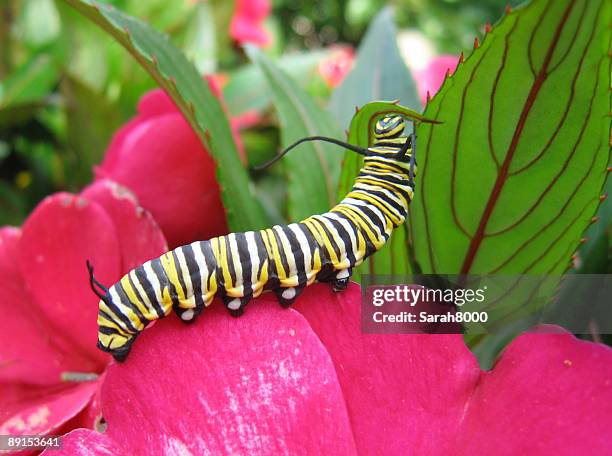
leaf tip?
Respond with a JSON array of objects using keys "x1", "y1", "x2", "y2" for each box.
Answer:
[
  {"x1": 484, "y1": 22, "x2": 492, "y2": 33},
  {"x1": 204, "y1": 129, "x2": 212, "y2": 142},
  {"x1": 355, "y1": 105, "x2": 360, "y2": 114},
  {"x1": 505, "y1": 5, "x2": 512, "y2": 14},
  {"x1": 473, "y1": 37, "x2": 480, "y2": 49},
  {"x1": 579, "y1": 237, "x2": 588, "y2": 244},
  {"x1": 344, "y1": 129, "x2": 350, "y2": 139},
  {"x1": 600, "y1": 193, "x2": 608, "y2": 202},
  {"x1": 607, "y1": 166, "x2": 612, "y2": 173},
  {"x1": 590, "y1": 216, "x2": 599, "y2": 224},
  {"x1": 459, "y1": 51, "x2": 465, "y2": 64},
  {"x1": 426, "y1": 91, "x2": 432, "y2": 104}
]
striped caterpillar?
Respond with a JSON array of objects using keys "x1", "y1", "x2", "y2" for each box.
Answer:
[{"x1": 88, "y1": 114, "x2": 417, "y2": 361}]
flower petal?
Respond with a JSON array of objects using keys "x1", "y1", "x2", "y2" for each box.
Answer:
[
  {"x1": 230, "y1": 0, "x2": 271, "y2": 46},
  {"x1": 18, "y1": 193, "x2": 120, "y2": 366},
  {"x1": 100, "y1": 299, "x2": 357, "y2": 455},
  {"x1": 0, "y1": 228, "x2": 99, "y2": 385},
  {"x1": 413, "y1": 55, "x2": 458, "y2": 105},
  {"x1": 96, "y1": 110, "x2": 228, "y2": 248},
  {"x1": 293, "y1": 283, "x2": 481, "y2": 454},
  {"x1": 0, "y1": 382, "x2": 97, "y2": 438},
  {"x1": 455, "y1": 330, "x2": 612, "y2": 454},
  {"x1": 42, "y1": 429, "x2": 121, "y2": 455},
  {"x1": 81, "y1": 180, "x2": 167, "y2": 272}
]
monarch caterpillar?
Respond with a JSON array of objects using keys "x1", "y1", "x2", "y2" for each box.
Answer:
[{"x1": 88, "y1": 114, "x2": 417, "y2": 362}]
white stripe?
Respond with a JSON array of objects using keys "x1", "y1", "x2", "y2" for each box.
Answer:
[
  {"x1": 288, "y1": 223, "x2": 312, "y2": 278},
  {"x1": 109, "y1": 287, "x2": 137, "y2": 331},
  {"x1": 143, "y1": 261, "x2": 164, "y2": 306},
  {"x1": 191, "y1": 242, "x2": 212, "y2": 305},
  {"x1": 129, "y1": 269, "x2": 154, "y2": 313},
  {"x1": 228, "y1": 233, "x2": 244, "y2": 295},
  {"x1": 245, "y1": 231, "x2": 262, "y2": 294},
  {"x1": 323, "y1": 212, "x2": 358, "y2": 263},
  {"x1": 311, "y1": 215, "x2": 348, "y2": 266}
]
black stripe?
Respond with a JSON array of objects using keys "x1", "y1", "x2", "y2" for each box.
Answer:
[
  {"x1": 200, "y1": 240, "x2": 218, "y2": 300},
  {"x1": 151, "y1": 258, "x2": 176, "y2": 308},
  {"x1": 127, "y1": 272, "x2": 158, "y2": 321},
  {"x1": 258, "y1": 230, "x2": 278, "y2": 290},
  {"x1": 114, "y1": 283, "x2": 148, "y2": 328},
  {"x1": 272, "y1": 227, "x2": 293, "y2": 280},
  {"x1": 133, "y1": 265, "x2": 166, "y2": 318},
  {"x1": 312, "y1": 217, "x2": 343, "y2": 262},
  {"x1": 104, "y1": 287, "x2": 137, "y2": 333},
  {"x1": 171, "y1": 249, "x2": 188, "y2": 302},
  {"x1": 283, "y1": 225, "x2": 307, "y2": 286},
  {"x1": 234, "y1": 232, "x2": 253, "y2": 298},
  {"x1": 323, "y1": 214, "x2": 357, "y2": 266},
  {"x1": 183, "y1": 244, "x2": 204, "y2": 311}
]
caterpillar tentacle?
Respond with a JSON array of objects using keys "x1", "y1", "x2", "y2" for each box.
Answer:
[{"x1": 92, "y1": 114, "x2": 417, "y2": 362}]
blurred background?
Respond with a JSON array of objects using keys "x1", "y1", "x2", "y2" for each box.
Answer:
[{"x1": 0, "y1": 0, "x2": 523, "y2": 226}]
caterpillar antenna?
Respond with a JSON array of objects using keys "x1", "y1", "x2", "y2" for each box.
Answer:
[
  {"x1": 86, "y1": 260, "x2": 109, "y2": 300},
  {"x1": 254, "y1": 136, "x2": 369, "y2": 170}
]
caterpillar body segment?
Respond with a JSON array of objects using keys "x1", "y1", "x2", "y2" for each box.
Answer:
[{"x1": 91, "y1": 114, "x2": 417, "y2": 362}]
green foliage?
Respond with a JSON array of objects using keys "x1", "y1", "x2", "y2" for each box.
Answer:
[
  {"x1": 411, "y1": 0, "x2": 611, "y2": 341},
  {"x1": 247, "y1": 46, "x2": 344, "y2": 221},
  {"x1": 60, "y1": 0, "x2": 270, "y2": 232}
]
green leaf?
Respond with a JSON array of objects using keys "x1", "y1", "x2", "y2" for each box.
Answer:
[
  {"x1": 224, "y1": 50, "x2": 330, "y2": 118},
  {"x1": 246, "y1": 45, "x2": 344, "y2": 221},
  {"x1": 410, "y1": 0, "x2": 611, "y2": 327},
  {"x1": 60, "y1": 0, "x2": 269, "y2": 232},
  {"x1": 329, "y1": 7, "x2": 420, "y2": 128}
]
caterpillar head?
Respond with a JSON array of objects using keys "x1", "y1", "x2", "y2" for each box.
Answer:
[
  {"x1": 86, "y1": 261, "x2": 134, "y2": 362},
  {"x1": 374, "y1": 115, "x2": 406, "y2": 140}
]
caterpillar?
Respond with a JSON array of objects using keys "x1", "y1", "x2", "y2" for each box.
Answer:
[{"x1": 88, "y1": 114, "x2": 417, "y2": 362}]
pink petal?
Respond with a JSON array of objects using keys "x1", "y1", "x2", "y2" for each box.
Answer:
[
  {"x1": 42, "y1": 429, "x2": 121, "y2": 455},
  {"x1": 136, "y1": 88, "x2": 178, "y2": 118},
  {"x1": 293, "y1": 283, "x2": 480, "y2": 454},
  {"x1": 230, "y1": 17, "x2": 270, "y2": 46},
  {"x1": 100, "y1": 299, "x2": 357, "y2": 455},
  {"x1": 318, "y1": 45, "x2": 355, "y2": 88},
  {"x1": 18, "y1": 193, "x2": 120, "y2": 366},
  {"x1": 413, "y1": 55, "x2": 458, "y2": 105},
  {"x1": 455, "y1": 330, "x2": 612, "y2": 454},
  {"x1": 295, "y1": 284, "x2": 612, "y2": 453},
  {"x1": 0, "y1": 228, "x2": 99, "y2": 385},
  {"x1": 97, "y1": 110, "x2": 228, "y2": 249},
  {"x1": 81, "y1": 180, "x2": 167, "y2": 272},
  {"x1": 230, "y1": 0, "x2": 271, "y2": 46},
  {"x1": 0, "y1": 382, "x2": 97, "y2": 438}
]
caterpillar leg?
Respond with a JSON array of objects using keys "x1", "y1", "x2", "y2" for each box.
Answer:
[
  {"x1": 176, "y1": 306, "x2": 204, "y2": 324},
  {"x1": 275, "y1": 286, "x2": 305, "y2": 308},
  {"x1": 224, "y1": 296, "x2": 251, "y2": 317},
  {"x1": 332, "y1": 268, "x2": 352, "y2": 292}
]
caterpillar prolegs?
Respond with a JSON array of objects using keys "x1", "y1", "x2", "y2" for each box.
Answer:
[{"x1": 88, "y1": 114, "x2": 417, "y2": 361}]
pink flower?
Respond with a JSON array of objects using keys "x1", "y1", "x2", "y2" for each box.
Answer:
[
  {"x1": 0, "y1": 180, "x2": 167, "y2": 440},
  {"x1": 318, "y1": 45, "x2": 355, "y2": 88},
  {"x1": 47, "y1": 284, "x2": 612, "y2": 454},
  {"x1": 230, "y1": 0, "x2": 271, "y2": 47},
  {"x1": 413, "y1": 55, "x2": 458, "y2": 105},
  {"x1": 96, "y1": 85, "x2": 233, "y2": 249}
]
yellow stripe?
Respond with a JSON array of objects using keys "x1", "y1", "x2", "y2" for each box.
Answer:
[
  {"x1": 161, "y1": 252, "x2": 186, "y2": 302},
  {"x1": 264, "y1": 229, "x2": 286, "y2": 279},
  {"x1": 120, "y1": 276, "x2": 156, "y2": 320},
  {"x1": 216, "y1": 236, "x2": 234, "y2": 291},
  {"x1": 333, "y1": 205, "x2": 380, "y2": 251},
  {"x1": 304, "y1": 218, "x2": 340, "y2": 265},
  {"x1": 228, "y1": 234, "x2": 244, "y2": 296}
]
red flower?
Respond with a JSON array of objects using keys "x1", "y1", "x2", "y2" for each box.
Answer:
[
  {"x1": 96, "y1": 86, "x2": 233, "y2": 250},
  {"x1": 46, "y1": 284, "x2": 612, "y2": 454},
  {"x1": 0, "y1": 180, "x2": 167, "y2": 439},
  {"x1": 413, "y1": 55, "x2": 458, "y2": 105},
  {"x1": 318, "y1": 45, "x2": 355, "y2": 88},
  {"x1": 230, "y1": 0, "x2": 271, "y2": 47}
]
